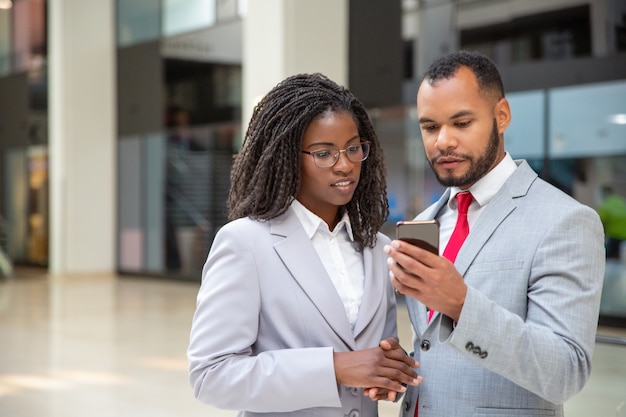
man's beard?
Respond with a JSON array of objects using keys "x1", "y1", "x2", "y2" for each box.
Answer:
[{"x1": 430, "y1": 119, "x2": 500, "y2": 188}]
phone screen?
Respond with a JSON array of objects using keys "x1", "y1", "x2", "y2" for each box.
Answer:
[{"x1": 396, "y1": 220, "x2": 440, "y2": 254}]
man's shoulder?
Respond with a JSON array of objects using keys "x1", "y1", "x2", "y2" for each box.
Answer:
[{"x1": 509, "y1": 160, "x2": 584, "y2": 206}]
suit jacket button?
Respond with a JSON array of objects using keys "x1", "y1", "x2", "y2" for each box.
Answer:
[
  {"x1": 350, "y1": 387, "x2": 360, "y2": 396},
  {"x1": 465, "y1": 341, "x2": 474, "y2": 351},
  {"x1": 347, "y1": 409, "x2": 359, "y2": 417},
  {"x1": 480, "y1": 351, "x2": 488, "y2": 359},
  {"x1": 420, "y1": 340, "x2": 430, "y2": 351}
]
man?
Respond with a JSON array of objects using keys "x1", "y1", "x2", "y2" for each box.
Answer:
[{"x1": 385, "y1": 50, "x2": 605, "y2": 416}]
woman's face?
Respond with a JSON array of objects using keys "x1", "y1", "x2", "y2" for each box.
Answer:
[{"x1": 297, "y1": 110, "x2": 362, "y2": 229}]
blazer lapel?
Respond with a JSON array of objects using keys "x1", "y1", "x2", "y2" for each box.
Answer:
[
  {"x1": 270, "y1": 210, "x2": 356, "y2": 349},
  {"x1": 352, "y1": 245, "x2": 384, "y2": 338}
]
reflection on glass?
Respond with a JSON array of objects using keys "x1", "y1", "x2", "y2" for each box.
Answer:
[
  {"x1": 116, "y1": 0, "x2": 160, "y2": 47},
  {"x1": 163, "y1": 0, "x2": 216, "y2": 37},
  {"x1": 26, "y1": 146, "x2": 48, "y2": 265},
  {"x1": 0, "y1": 10, "x2": 10, "y2": 75},
  {"x1": 12, "y1": 0, "x2": 45, "y2": 73},
  {"x1": 4, "y1": 148, "x2": 28, "y2": 261},
  {"x1": 549, "y1": 80, "x2": 626, "y2": 158}
]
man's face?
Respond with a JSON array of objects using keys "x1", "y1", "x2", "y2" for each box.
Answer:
[{"x1": 416, "y1": 66, "x2": 510, "y2": 189}]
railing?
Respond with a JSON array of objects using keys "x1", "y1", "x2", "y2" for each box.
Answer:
[{"x1": 0, "y1": 214, "x2": 13, "y2": 277}]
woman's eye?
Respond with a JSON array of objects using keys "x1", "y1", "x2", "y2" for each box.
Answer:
[
  {"x1": 347, "y1": 145, "x2": 360, "y2": 153},
  {"x1": 313, "y1": 150, "x2": 332, "y2": 158}
]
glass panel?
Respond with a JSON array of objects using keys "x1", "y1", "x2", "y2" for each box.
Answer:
[
  {"x1": 596, "y1": 155, "x2": 626, "y2": 322},
  {"x1": 506, "y1": 90, "x2": 545, "y2": 160},
  {"x1": 0, "y1": 9, "x2": 10, "y2": 75},
  {"x1": 26, "y1": 145, "x2": 48, "y2": 265},
  {"x1": 12, "y1": 0, "x2": 46, "y2": 73},
  {"x1": 4, "y1": 147, "x2": 28, "y2": 261},
  {"x1": 118, "y1": 137, "x2": 144, "y2": 272},
  {"x1": 162, "y1": 0, "x2": 216, "y2": 36},
  {"x1": 144, "y1": 132, "x2": 166, "y2": 272},
  {"x1": 117, "y1": 0, "x2": 161, "y2": 47},
  {"x1": 549, "y1": 80, "x2": 626, "y2": 158}
]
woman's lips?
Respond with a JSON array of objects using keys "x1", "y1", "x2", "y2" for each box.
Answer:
[{"x1": 331, "y1": 179, "x2": 357, "y2": 194}]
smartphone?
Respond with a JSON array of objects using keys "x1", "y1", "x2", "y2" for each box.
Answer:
[{"x1": 396, "y1": 220, "x2": 440, "y2": 254}]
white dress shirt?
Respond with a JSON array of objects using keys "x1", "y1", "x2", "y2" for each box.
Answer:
[{"x1": 291, "y1": 199, "x2": 365, "y2": 331}]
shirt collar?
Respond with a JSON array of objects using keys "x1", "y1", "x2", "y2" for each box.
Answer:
[
  {"x1": 290, "y1": 199, "x2": 354, "y2": 241},
  {"x1": 447, "y1": 152, "x2": 517, "y2": 208}
]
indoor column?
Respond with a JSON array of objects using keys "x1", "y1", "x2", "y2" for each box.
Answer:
[{"x1": 48, "y1": 0, "x2": 116, "y2": 273}]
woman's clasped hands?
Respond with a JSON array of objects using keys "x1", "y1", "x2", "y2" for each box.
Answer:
[{"x1": 333, "y1": 337, "x2": 422, "y2": 402}]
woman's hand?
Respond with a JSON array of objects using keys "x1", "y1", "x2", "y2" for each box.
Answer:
[
  {"x1": 363, "y1": 337, "x2": 422, "y2": 401},
  {"x1": 333, "y1": 337, "x2": 421, "y2": 399}
]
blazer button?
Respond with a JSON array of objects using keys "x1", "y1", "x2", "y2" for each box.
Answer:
[
  {"x1": 403, "y1": 400, "x2": 411, "y2": 411},
  {"x1": 480, "y1": 351, "x2": 488, "y2": 359},
  {"x1": 347, "y1": 409, "x2": 359, "y2": 417},
  {"x1": 465, "y1": 341, "x2": 474, "y2": 351},
  {"x1": 420, "y1": 340, "x2": 431, "y2": 351},
  {"x1": 349, "y1": 387, "x2": 360, "y2": 396}
]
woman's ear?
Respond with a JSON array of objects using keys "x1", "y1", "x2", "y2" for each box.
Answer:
[{"x1": 495, "y1": 98, "x2": 511, "y2": 134}]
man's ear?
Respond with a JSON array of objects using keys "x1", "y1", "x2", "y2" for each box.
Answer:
[{"x1": 495, "y1": 98, "x2": 511, "y2": 134}]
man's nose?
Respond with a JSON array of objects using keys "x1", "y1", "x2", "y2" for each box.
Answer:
[{"x1": 436, "y1": 125, "x2": 457, "y2": 150}]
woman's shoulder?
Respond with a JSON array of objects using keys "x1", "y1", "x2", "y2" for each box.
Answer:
[{"x1": 216, "y1": 217, "x2": 271, "y2": 238}]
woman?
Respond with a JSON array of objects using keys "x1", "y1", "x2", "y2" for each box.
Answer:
[{"x1": 188, "y1": 73, "x2": 420, "y2": 417}]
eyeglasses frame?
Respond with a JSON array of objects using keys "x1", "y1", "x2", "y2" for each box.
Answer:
[{"x1": 301, "y1": 141, "x2": 371, "y2": 168}]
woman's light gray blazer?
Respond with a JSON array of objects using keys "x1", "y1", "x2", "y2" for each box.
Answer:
[{"x1": 188, "y1": 206, "x2": 395, "y2": 417}]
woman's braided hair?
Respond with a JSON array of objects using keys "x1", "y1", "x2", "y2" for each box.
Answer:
[{"x1": 228, "y1": 73, "x2": 388, "y2": 250}]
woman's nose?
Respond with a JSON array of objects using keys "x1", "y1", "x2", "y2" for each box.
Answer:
[{"x1": 333, "y1": 150, "x2": 354, "y2": 171}]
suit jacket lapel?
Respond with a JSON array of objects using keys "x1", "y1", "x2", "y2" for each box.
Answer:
[
  {"x1": 454, "y1": 160, "x2": 536, "y2": 276},
  {"x1": 270, "y1": 210, "x2": 356, "y2": 349}
]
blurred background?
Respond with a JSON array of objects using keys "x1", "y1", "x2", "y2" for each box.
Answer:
[{"x1": 2, "y1": 0, "x2": 624, "y2": 322}]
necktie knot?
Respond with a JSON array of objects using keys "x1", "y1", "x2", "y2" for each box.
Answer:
[
  {"x1": 442, "y1": 191, "x2": 474, "y2": 264},
  {"x1": 456, "y1": 191, "x2": 473, "y2": 215}
]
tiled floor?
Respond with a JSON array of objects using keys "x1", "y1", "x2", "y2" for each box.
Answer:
[{"x1": 0, "y1": 268, "x2": 625, "y2": 417}]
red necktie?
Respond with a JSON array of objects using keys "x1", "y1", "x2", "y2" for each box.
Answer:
[
  {"x1": 418, "y1": 192, "x2": 473, "y2": 417},
  {"x1": 427, "y1": 192, "x2": 473, "y2": 323}
]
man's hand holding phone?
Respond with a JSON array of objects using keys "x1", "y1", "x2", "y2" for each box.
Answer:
[{"x1": 388, "y1": 220, "x2": 467, "y2": 322}]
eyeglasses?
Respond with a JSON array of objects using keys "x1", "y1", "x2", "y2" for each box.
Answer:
[{"x1": 302, "y1": 142, "x2": 371, "y2": 168}]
